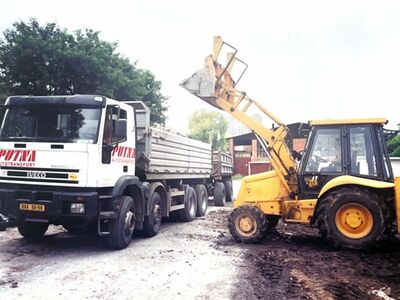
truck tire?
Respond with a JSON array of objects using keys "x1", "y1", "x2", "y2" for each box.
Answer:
[
  {"x1": 316, "y1": 186, "x2": 389, "y2": 249},
  {"x1": 214, "y1": 182, "x2": 226, "y2": 206},
  {"x1": 179, "y1": 186, "x2": 197, "y2": 222},
  {"x1": 143, "y1": 192, "x2": 162, "y2": 237},
  {"x1": 106, "y1": 196, "x2": 135, "y2": 250},
  {"x1": 18, "y1": 221, "x2": 48, "y2": 239},
  {"x1": 195, "y1": 184, "x2": 208, "y2": 217},
  {"x1": 224, "y1": 180, "x2": 233, "y2": 202},
  {"x1": 228, "y1": 205, "x2": 267, "y2": 243}
]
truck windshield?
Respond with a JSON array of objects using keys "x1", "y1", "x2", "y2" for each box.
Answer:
[{"x1": 0, "y1": 105, "x2": 101, "y2": 144}]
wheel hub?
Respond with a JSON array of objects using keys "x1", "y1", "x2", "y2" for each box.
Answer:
[
  {"x1": 335, "y1": 203, "x2": 373, "y2": 239},
  {"x1": 235, "y1": 213, "x2": 257, "y2": 237},
  {"x1": 124, "y1": 210, "x2": 135, "y2": 234},
  {"x1": 346, "y1": 213, "x2": 362, "y2": 229},
  {"x1": 239, "y1": 217, "x2": 254, "y2": 233}
]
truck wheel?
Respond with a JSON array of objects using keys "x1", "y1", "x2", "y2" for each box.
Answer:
[
  {"x1": 18, "y1": 221, "x2": 48, "y2": 239},
  {"x1": 195, "y1": 184, "x2": 208, "y2": 217},
  {"x1": 106, "y1": 196, "x2": 135, "y2": 250},
  {"x1": 228, "y1": 205, "x2": 267, "y2": 243},
  {"x1": 224, "y1": 180, "x2": 233, "y2": 202},
  {"x1": 143, "y1": 192, "x2": 162, "y2": 237},
  {"x1": 316, "y1": 187, "x2": 389, "y2": 249},
  {"x1": 214, "y1": 182, "x2": 226, "y2": 206},
  {"x1": 179, "y1": 186, "x2": 197, "y2": 222}
]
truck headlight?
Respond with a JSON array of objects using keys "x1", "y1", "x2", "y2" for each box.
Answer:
[{"x1": 70, "y1": 203, "x2": 85, "y2": 214}]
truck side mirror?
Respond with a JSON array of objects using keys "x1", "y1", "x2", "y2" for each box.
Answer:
[{"x1": 114, "y1": 119, "x2": 127, "y2": 142}]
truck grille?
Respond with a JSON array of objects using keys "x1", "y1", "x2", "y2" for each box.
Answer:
[{"x1": 0, "y1": 167, "x2": 79, "y2": 184}]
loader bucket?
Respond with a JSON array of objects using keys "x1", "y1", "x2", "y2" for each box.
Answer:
[{"x1": 180, "y1": 56, "x2": 222, "y2": 109}]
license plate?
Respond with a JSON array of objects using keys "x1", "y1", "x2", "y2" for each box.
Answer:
[{"x1": 19, "y1": 203, "x2": 45, "y2": 212}]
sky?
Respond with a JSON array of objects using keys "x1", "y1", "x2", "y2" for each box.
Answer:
[{"x1": 0, "y1": 0, "x2": 399, "y2": 131}]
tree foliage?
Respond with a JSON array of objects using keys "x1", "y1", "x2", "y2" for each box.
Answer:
[
  {"x1": 0, "y1": 19, "x2": 167, "y2": 124},
  {"x1": 387, "y1": 134, "x2": 400, "y2": 157},
  {"x1": 189, "y1": 109, "x2": 228, "y2": 150}
]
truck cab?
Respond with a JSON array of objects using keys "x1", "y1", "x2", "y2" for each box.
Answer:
[{"x1": 0, "y1": 95, "x2": 143, "y2": 249}]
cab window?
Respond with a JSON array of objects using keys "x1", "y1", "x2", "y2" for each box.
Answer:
[
  {"x1": 305, "y1": 128, "x2": 342, "y2": 173},
  {"x1": 349, "y1": 126, "x2": 377, "y2": 177}
]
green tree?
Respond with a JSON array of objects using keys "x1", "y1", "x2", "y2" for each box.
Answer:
[
  {"x1": 0, "y1": 18, "x2": 168, "y2": 124},
  {"x1": 387, "y1": 134, "x2": 400, "y2": 157},
  {"x1": 189, "y1": 109, "x2": 228, "y2": 150}
]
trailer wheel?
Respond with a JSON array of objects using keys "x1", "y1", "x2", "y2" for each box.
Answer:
[
  {"x1": 214, "y1": 182, "x2": 226, "y2": 206},
  {"x1": 18, "y1": 221, "x2": 48, "y2": 239},
  {"x1": 143, "y1": 192, "x2": 162, "y2": 237},
  {"x1": 195, "y1": 184, "x2": 208, "y2": 217},
  {"x1": 106, "y1": 196, "x2": 135, "y2": 250},
  {"x1": 316, "y1": 187, "x2": 389, "y2": 249},
  {"x1": 228, "y1": 205, "x2": 267, "y2": 243},
  {"x1": 179, "y1": 186, "x2": 197, "y2": 222},
  {"x1": 224, "y1": 180, "x2": 233, "y2": 202}
]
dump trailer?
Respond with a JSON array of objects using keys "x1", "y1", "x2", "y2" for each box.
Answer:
[
  {"x1": 0, "y1": 95, "x2": 232, "y2": 249},
  {"x1": 181, "y1": 36, "x2": 400, "y2": 249}
]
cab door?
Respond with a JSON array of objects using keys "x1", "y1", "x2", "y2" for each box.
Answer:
[
  {"x1": 299, "y1": 126, "x2": 346, "y2": 198},
  {"x1": 98, "y1": 105, "x2": 135, "y2": 187}
]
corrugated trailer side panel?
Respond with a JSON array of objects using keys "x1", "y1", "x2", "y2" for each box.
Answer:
[{"x1": 146, "y1": 127, "x2": 212, "y2": 179}]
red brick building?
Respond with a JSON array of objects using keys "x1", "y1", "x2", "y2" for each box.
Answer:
[{"x1": 227, "y1": 122, "x2": 310, "y2": 176}]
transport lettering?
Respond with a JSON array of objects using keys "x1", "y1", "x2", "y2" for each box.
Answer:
[{"x1": 0, "y1": 150, "x2": 36, "y2": 167}]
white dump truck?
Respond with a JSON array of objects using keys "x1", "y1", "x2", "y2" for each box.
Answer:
[{"x1": 0, "y1": 95, "x2": 232, "y2": 249}]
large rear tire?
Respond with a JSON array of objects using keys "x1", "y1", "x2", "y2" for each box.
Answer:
[
  {"x1": 18, "y1": 221, "x2": 48, "y2": 239},
  {"x1": 106, "y1": 196, "x2": 135, "y2": 250},
  {"x1": 195, "y1": 185, "x2": 208, "y2": 217},
  {"x1": 224, "y1": 180, "x2": 233, "y2": 202},
  {"x1": 228, "y1": 205, "x2": 267, "y2": 243},
  {"x1": 316, "y1": 187, "x2": 389, "y2": 249},
  {"x1": 214, "y1": 182, "x2": 226, "y2": 207},
  {"x1": 143, "y1": 192, "x2": 162, "y2": 237},
  {"x1": 178, "y1": 187, "x2": 197, "y2": 222}
]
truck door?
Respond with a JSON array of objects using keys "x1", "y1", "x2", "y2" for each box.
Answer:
[{"x1": 100, "y1": 105, "x2": 135, "y2": 186}]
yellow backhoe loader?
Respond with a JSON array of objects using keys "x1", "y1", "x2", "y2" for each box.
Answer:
[{"x1": 181, "y1": 36, "x2": 400, "y2": 249}]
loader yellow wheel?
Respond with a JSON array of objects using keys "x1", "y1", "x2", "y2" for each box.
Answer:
[
  {"x1": 316, "y1": 186, "x2": 389, "y2": 249},
  {"x1": 235, "y1": 214, "x2": 257, "y2": 237},
  {"x1": 228, "y1": 205, "x2": 267, "y2": 243},
  {"x1": 335, "y1": 203, "x2": 373, "y2": 239}
]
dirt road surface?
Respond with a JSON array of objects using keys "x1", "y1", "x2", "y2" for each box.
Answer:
[{"x1": 1, "y1": 180, "x2": 400, "y2": 299}]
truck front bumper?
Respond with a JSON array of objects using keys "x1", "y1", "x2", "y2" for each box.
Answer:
[{"x1": 0, "y1": 186, "x2": 99, "y2": 228}]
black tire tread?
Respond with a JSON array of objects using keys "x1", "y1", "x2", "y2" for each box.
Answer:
[
  {"x1": 316, "y1": 186, "x2": 390, "y2": 249},
  {"x1": 224, "y1": 181, "x2": 233, "y2": 202},
  {"x1": 18, "y1": 221, "x2": 48, "y2": 239},
  {"x1": 106, "y1": 196, "x2": 134, "y2": 250},
  {"x1": 195, "y1": 184, "x2": 208, "y2": 217},
  {"x1": 214, "y1": 182, "x2": 226, "y2": 207},
  {"x1": 228, "y1": 205, "x2": 267, "y2": 244},
  {"x1": 178, "y1": 187, "x2": 197, "y2": 222}
]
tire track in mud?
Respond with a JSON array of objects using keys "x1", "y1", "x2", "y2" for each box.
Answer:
[{"x1": 212, "y1": 210, "x2": 400, "y2": 300}]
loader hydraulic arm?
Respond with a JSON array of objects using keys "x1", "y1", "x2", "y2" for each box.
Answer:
[{"x1": 181, "y1": 36, "x2": 298, "y2": 194}]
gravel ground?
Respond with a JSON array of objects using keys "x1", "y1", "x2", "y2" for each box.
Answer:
[{"x1": 1, "y1": 180, "x2": 400, "y2": 300}]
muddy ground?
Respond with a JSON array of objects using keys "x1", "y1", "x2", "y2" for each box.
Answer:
[{"x1": 1, "y1": 200, "x2": 400, "y2": 299}]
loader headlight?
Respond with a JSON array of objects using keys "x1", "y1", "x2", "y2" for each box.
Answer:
[{"x1": 70, "y1": 203, "x2": 85, "y2": 214}]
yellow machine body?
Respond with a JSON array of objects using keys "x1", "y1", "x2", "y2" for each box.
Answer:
[{"x1": 181, "y1": 36, "x2": 400, "y2": 247}]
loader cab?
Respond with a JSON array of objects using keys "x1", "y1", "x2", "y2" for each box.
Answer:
[{"x1": 298, "y1": 119, "x2": 394, "y2": 199}]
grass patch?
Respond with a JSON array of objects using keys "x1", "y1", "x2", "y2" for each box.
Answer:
[{"x1": 232, "y1": 174, "x2": 244, "y2": 180}]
